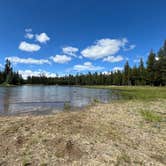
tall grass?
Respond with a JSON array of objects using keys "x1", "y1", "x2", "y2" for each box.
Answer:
[
  {"x1": 140, "y1": 110, "x2": 162, "y2": 122},
  {"x1": 85, "y1": 86, "x2": 166, "y2": 100}
]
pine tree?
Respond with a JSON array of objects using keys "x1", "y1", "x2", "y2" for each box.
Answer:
[
  {"x1": 4, "y1": 59, "x2": 13, "y2": 84},
  {"x1": 131, "y1": 65, "x2": 138, "y2": 85},
  {"x1": 157, "y1": 41, "x2": 166, "y2": 85},
  {"x1": 147, "y1": 51, "x2": 156, "y2": 85},
  {"x1": 138, "y1": 58, "x2": 146, "y2": 85},
  {"x1": 123, "y1": 61, "x2": 131, "y2": 85}
]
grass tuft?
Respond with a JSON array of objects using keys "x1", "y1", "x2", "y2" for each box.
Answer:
[{"x1": 140, "y1": 110, "x2": 162, "y2": 122}]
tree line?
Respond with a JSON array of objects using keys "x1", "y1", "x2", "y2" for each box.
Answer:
[
  {"x1": 0, "y1": 59, "x2": 23, "y2": 85},
  {"x1": 0, "y1": 40, "x2": 166, "y2": 86}
]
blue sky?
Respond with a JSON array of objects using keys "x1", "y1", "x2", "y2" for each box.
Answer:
[{"x1": 0, "y1": 0, "x2": 166, "y2": 78}]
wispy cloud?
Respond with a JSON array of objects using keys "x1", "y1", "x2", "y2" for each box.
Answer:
[
  {"x1": 6, "y1": 56, "x2": 50, "y2": 65},
  {"x1": 19, "y1": 41, "x2": 41, "y2": 52},
  {"x1": 50, "y1": 55, "x2": 71, "y2": 64},
  {"x1": 73, "y1": 62, "x2": 104, "y2": 71},
  {"x1": 124, "y1": 44, "x2": 136, "y2": 51},
  {"x1": 62, "y1": 46, "x2": 78, "y2": 57},
  {"x1": 25, "y1": 28, "x2": 32, "y2": 33},
  {"x1": 25, "y1": 33, "x2": 34, "y2": 39},
  {"x1": 103, "y1": 55, "x2": 124, "y2": 63}
]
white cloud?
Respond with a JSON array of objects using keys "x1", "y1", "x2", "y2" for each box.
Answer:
[
  {"x1": 62, "y1": 46, "x2": 79, "y2": 57},
  {"x1": 73, "y1": 62, "x2": 104, "y2": 71},
  {"x1": 112, "y1": 67, "x2": 123, "y2": 72},
  {"x1": 36, "y1": 33, "x2": 50, "y2": 43},
  {"x1": 6, "y1": 56, "x2": 51, "y2": 65},
  {"x1": 19, "y1": 41, "x2": 41, "y2": 52},
  {"x1": 155, "y1": 56, "x2": 159, "y2": 61},
  {"x1": 124, "y1": 44, "x2": 136, "y2": 51},
  {"x1": 19, "y1": 69, "x2": 57, "y2": 79},
  {"x1": 25, "y1": 28, "x2": 32, "y2": 32},
  {"x1": 102, "y1": 71, "x2": 112, "y2": 75},
  {"x1": 81, "y1": 38, "x2": 128, "y2": 60},
  {"x1": 50, "y1": 55, "x2": 71, "y2": 64},
  {"x1": 0, "y1": 64, "x2": 3, "y2": 68},
  {"x1": 25, "y1": 33, "x2": 34, "y2": 39},
  {"x1": 103, "y1": 55, "x2": 124, "y2": 63}
]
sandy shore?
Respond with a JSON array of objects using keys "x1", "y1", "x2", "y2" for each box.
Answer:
[{"x1": 0, "y1": 99, "x2": 166, "y2": 165}]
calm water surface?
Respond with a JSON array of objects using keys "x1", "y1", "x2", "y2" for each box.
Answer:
[{"x1": 0, "y1": 86, "x2": 114, "y2": 115}]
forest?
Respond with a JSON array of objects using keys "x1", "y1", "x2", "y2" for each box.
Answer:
[{"x1": 0, "y1": 40, "x2": 166, "y2": 86}]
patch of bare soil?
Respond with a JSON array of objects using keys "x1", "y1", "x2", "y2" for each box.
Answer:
[{"x1": 0, "y1": 99, "x2": 166, "y2": 165}]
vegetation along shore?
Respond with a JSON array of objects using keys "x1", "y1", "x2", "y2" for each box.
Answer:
[{"x1": 0, "y1": 86, "x2": 165, "y2": 165}]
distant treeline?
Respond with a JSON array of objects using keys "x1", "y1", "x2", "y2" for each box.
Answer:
[{"x1": 1, "y1": 40, "x2": 166, "y2": 86}]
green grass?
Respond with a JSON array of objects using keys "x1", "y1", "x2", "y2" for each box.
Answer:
[
  {"x1": 85, "y1": 86, "x2": 166, "y2": 100},
  {"x1": 140, "y1": 110, "x2": 162, "y2": 122},
  {"x1": 0, "y1": 82, "x2": 15, "y2": 87},
  {"x1": 93, "y1": 98, "x2": 100, "y2": 103}
]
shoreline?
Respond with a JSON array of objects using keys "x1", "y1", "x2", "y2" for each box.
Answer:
[{"x1": 0, "y1": 86, "x2": 166, "y2": 165}]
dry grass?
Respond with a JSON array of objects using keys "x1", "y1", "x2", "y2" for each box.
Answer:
[{"x1": 0, "y1": 99, "x2": 166, "y2": 165}]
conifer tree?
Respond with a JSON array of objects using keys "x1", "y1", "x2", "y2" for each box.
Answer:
[
  {"x1": 138, "y1": 58, "x2": 146, "y2": 85},
  {"x1": 147, "y1": 51, "x2": 156, "y2": 85},
  {"x1": 123, "y1": 61, "x2": 131, "y2": 85},
  {"x1": 157, "y1": 41, "x2": 166, "y2": 85}
]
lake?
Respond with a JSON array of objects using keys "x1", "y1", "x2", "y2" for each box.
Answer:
[{"x1": 0, "y1": 86, "x2": 115, "y2": 115}]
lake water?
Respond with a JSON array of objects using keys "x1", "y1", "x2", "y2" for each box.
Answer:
[{"x1": 0, "y1": 86, "x2": 114, "y2": 115}]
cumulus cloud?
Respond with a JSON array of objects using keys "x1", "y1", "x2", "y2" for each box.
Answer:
[
  {"x1": 112, "y1": 67, "x2": 123, "y2": 72},
  {"x1": 6, "y1": 56, "x2": 50, "y2": 65},
  {"x1": 36, "y1": 33, "x2": 50, "y2": 43},
  {"x1": 81, "y1": 38, "x2": 128, "y2": 60},
  {"x1": 62, "y1": 46, "x2": 79, "y2": 57},
  {"x1": 19, "y1": 69, "x2": 57, "y2": 79},
  {"x1": 50, "y1": 55, "x2": 71, "y2": 64},
  {"x1": 73, "y1": 62, "x2": 104, "y2": 71},
  {"x1": 103, "y1": 55, "x2": 124, "y2": 63},
  {"x1": 19, "y1": 41, "x2": 41, "y2": 52}
]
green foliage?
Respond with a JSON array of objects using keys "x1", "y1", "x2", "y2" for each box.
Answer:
[
  {"x1": 140, "y1": 110, "x2": 162, "y2": 122},
  {"x1": 0, "y1": 59, "x2": 23, "y2": 85},
  {"x1": 146, "y1": 51, "x2": 156, "y2": 85},
  {"x1": 86, "y1": 86, "x2": 166, "y2": 100},
  {"x1": 123, "y1": 61, "x2": 131, "y2": 85}
]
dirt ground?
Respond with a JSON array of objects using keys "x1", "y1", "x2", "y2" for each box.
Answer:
[{"x1": 0, "y1": 99, "x2": 166, "y2": 166}]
